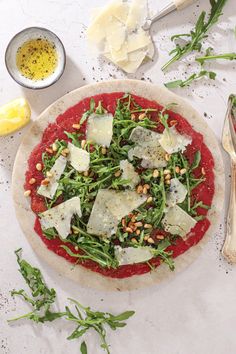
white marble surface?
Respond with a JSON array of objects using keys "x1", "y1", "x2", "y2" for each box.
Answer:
[{"x1": 0, "y1": 0, "x2": 236, "y2": 353}]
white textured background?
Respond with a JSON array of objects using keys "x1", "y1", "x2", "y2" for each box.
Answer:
[{"x1": 0, "y1": 0, "x2": 236, "y2": 353}]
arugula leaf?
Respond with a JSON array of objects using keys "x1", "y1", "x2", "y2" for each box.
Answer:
[
  {"x1": 165, "y1": 70, "x2": 216, "y2": 88},
  {"x1": 190, "y1": 151, "x2": 201, "y2": 171},
  {"x1": 80, "y1": 98, "x2": 95, "y2": 125},
  {"x1": 9, "y1": 250, "x2": 135, "y2": 354},
  {"x1": 196, "y1": 52, "x2": 236, "y2": 65},
  {"x1": 9, "y1": 249, "x2": 59, "y2": 323},
  {"x1": 162, "y1": 0, "x2": 228, "y2": 70},
  {"x1": 80, "y1": 341, "x2": 88, "y2": 354}
]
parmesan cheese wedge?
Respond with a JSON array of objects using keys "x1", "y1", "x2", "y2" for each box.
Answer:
[
  {"x1": 159, "y1": 126, "x2": 192, "y2": 154},
  {"x1": 166, "y1": 178, "x2": 187, "y2": 209},
  {"x1": 68, "y1": 142, "x2": 90, "y2": 172},
  {"x1": 37, "y1": 156, "x2": 67, "y2": 200},
  {"x1": 120, "y1": 159, "x2": 140, "y2": 189},
  {"x1": 87, "y1": 189, "x2": 147, "y2": 238},
  {"x1": 86, "y1": 113, "x2": 113, "y2": 147},
  {"x1": 162, "y1": 205, "x2": 197, "y2": 239},
  {"x1": 114, "y1": 246, "x2": 153, "y2": 265},
  {"x1": 39, "y1": 196, "x2": 82, "y2": 239},
  {"x1": 128, "y1": 126, "x2": 167, "y2": 168}
]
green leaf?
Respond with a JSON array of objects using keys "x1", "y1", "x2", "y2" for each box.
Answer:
[
  {"x1": 165, "y1": 80, "x2": 183, "y2": 89},
  {"x1": 190, "y1": 151, "x2": 201, "y2": 170},
  {"x1": 109, "y1": 311, "x2": 135, "y2": 322},
  {"x1": 80, "y1": 341, "x2": 88, "y2": 354}
]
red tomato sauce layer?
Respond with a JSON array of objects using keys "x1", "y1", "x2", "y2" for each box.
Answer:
[{"x1": 25, "y1": 92, "x2": 215, "y2": 279}]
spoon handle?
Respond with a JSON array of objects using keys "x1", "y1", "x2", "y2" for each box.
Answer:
[
  {"x1": 222, "y1": 162, "x2": 236, "y2": 263},
  {"x1": 143, "y1": 0, "x2": 195, "y2": 30}
]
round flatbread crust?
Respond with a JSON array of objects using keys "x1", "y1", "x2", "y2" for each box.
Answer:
[{"x1": 12, "y1": 80, "x2": 225, "y2": 291}]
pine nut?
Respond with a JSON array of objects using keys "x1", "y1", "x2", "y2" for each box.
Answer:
[
  {"x1": 165, "y1": 153, "x2": 170, "y2": 161},
  {"x1": 147, "y1": 196, "x2": 153, "y2": 203},
  {"x1": 180, "y1": 168, "x2": 187, "y2": 175},
  {"x1": 61, "y1": 148, "x2": 70, "y2": 156},
  {"x1": 136, "y1": 185, "x2": 143, "y2": 194},
  {"x1": 83, "y1": 171, "x2": 89, "y2": 177},
  {"x1": 156, "y1": 235, "x2": 164, "y2": 240},
  {"x1": 36, "y1": 163, "x2": 42, "y2": 171},
  {"x1": 121, "y1": 219, "x2": 126, "y2": 227},
  {"x1": 24, "y1": 190, "x2": 31, "y2": 197},
  {"x1": 131, "y1": 113, "x2": 136, "y2": 121},
  {"x1": 147, "y1": 237, "x2": 155, "y2": 244},
  {"x1": 52, "y1": 143, "x2": 58, "y2": 152},
  {"x1": 144, "y1": 235, "x2": 149, "y2": 241},
  {"x1": 101, "y1": 147, "x2": 107, "y2": 155},
  {"x1": 136, "y1": 229, "x2": 141, "y2": 236},
  {"x1": 46, "y1": 171, "x2": 53, "y2": 178},
  {"x1": 165, "y1": 180, "x2": 171, "y2": 185},
  {"x1": 74, "y1": 245, "x2": 79, "y2": 250},
  {"x1": 170, "y1": 120, "x2": 177, "y2": 126},
  {"x1": 143, "y1": 184, "x2": 150, "y2": 190},
  {"x1": 72, "y1": 123, "x2": 81, "y2": 129},
  {"x1": 41, "y1": 178, "x2": 50, "y2": 186},
  {"x1": 131, "y1": 215, "x2": 136, "y2": 222},
  {"x1": 114, "y1": 170, "x2": 121, "y2": 177},
  {"x1": 201, "y1": 167, "x2": 206, "y2": 175},
  {"x1": 81, "y1": 140, "x2": 86, "y2": 149},
  {"x1": 46, "y1": 147, "x2": 53, "y2": 154},
  {"x1": 144, "y1": 223, "x2": 152, "y2": 229},
  {"x1": 142, "y1": 186, "x2": 148, "y2": 194},
  {"x1": 165, "y1": 174, "x2": 171, "y2": 180},
  {"x1": 175, "y1": 166, "x2": 180, "y2": 173},
  {"x1": 152, "y1": 169, "x2": 159, "y2": 178},
  {"x1": 134, "y1": 222, "x2": 143, "y2": 227},
  {"x1": 138, "y1": 113, "x2": 146, "y2": 120},
  {"x1": 29, "y1": 178, "x2": 36, "y2": 185},
  {"x1": 164, "y1": 169, "x2": 171, "y2": 175},
  {"x1": 131, "y1": 238, "x2": 138, "y2": 243},
  {"x1": 126, "y1": 227, "x2": 133, "y2": 233}
]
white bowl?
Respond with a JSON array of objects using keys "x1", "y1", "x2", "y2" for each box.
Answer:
[{"x1": 5, "y1": 27, "x2": 66, "y2": 89}]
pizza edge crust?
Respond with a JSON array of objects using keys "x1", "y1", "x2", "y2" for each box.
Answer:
[{"x1": 12, "y1": 79, "x2": 225, "y2": 291}]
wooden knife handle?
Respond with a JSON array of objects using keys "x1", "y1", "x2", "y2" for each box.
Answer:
[
  {"x1": 222, "y1": 162, "x2": 236, "y2": 263},
  {"x1": 174, "y1": 0, "x2": 195, "y2": 10}
]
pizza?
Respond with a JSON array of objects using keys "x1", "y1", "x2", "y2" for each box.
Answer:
[{"x1": 13, "y1": 80, "x2": 224, "y2": 291}]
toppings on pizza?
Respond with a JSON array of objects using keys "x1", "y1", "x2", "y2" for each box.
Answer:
[
  {"x1": 86, "y1": 112, "x2": 113, "y2": 147},
  {"x1": 37, "y1": 155, "x2": 67, "y2": 199},
  {"x1": 67, "y1": 142, "x2": 90, "y2": 172},
  {"x1": 25, "y1": 93, "x2": 215, "y2": 278},
  {"x1": 40, "y1": 196, "x2": 82, "y2": 239}
]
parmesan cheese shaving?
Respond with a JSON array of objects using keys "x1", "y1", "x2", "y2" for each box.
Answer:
[
  {"x1": 166, "y1": 178, "x2": 188, "y2": 209},
  {"x1": 159, "y1": 126, "x2": 192, "y2": 154},
  {"x1": 68, "y1": 142, "x2": 90, "y2": 172},
  {"x1": 114, "y1": 246, "x2": 153, "y2": 265},
  {"x1": 120, "y1": 159, "x2": 140, "y2": 189},
  {"x1": 87, "y1": 189, "x2": 147, "y2": 238},
  {"x1": 86, "y1": 113, "x2": 113, "y2": 147},
  {"x1": 37, "y1": 156, "x2": 67, "y2": 200},
  {"x1": 87, "y1": 0, "x2": 153, "y2": 73},
  {"x1": 40, "y1": 196, "x2": 82, "y2": 239},
  {"x1": 128, "y1": 126, "x2": 167, "y2": 168},
  {"x1": 162, "y1": 205, "x2": 197, "y2": 239}
]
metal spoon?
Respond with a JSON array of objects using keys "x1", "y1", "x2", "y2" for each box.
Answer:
[{"x1": 143, "y1": 0, "x2": 196, "y2": 31}]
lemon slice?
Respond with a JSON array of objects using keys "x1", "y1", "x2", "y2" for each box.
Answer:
[{"x1": 0, "y1": 98, "x2": 31, "y2": 136}]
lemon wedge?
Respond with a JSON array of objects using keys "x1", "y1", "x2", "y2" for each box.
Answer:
[{"x1": 0, "y1": 98, "x2": 31, "y2": 136}]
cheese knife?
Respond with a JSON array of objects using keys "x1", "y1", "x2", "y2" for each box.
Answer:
[
  {"x1": 143, "y1": 0, "x2": 196, "y2": 31},
  {"x1": 222, "y1": 94, "x2": 236, "y2": 263}
]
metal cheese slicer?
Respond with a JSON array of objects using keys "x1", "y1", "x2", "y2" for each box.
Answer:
[{"x1": 143, "y1": 0, "x2": 195, "y2": 31}]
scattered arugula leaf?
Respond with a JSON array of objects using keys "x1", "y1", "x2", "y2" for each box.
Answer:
[
  {"x1": 162, "y1": 0, "x2": 228, "y2": 70},
  {"x1": 196, "y1": 52, "x2": 236, "y2": 65},
  {"x1": 80, "y1": 98, "x2": 95, "y2": 125},
  {"x1": 80, "y1": 341, "x2": 88, "y2": 354},
  {"x1": 9, "y1": 250, "x2": 135, "y2": 354},
  {"x1": 165, "y1": 70, "x2": 216, "y2": 88}
]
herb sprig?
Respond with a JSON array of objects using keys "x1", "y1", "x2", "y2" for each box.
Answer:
[
  {"x1": 162, "y1": 0, "x2": 228, "y2": 70},
  {"x1": 9, "y1": 250, "x2": 135, "y2": 354},
  {"x1": 165, "y1": 70, "x2": 216, "y2": 88}
]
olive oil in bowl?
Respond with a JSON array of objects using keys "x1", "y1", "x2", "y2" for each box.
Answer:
[
  {"x1": 16, "y1": 38, "x2": 58, "y2": 81},
  {"x1": 5, "y1": 27, "x2": 66, "y2": 89}
]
